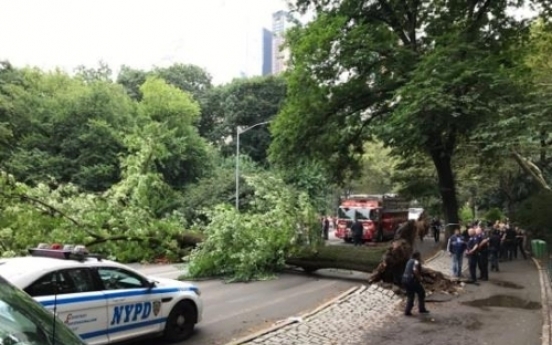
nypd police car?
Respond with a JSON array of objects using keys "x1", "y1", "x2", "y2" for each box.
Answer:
[{"x1": 0, "y1": 244, "x2": 203, "y2": 345}]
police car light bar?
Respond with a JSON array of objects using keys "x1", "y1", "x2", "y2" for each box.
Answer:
[
  {"x1": 28, "y1": 248, "x2": 104, "y2": 262},
  {"x1": 28, "y1": 248, "x2": 73, "y2": 260}
]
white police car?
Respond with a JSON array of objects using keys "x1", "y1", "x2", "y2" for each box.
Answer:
[{"x1": 0, "y1": 244, "x2": 203, "y2": 345}]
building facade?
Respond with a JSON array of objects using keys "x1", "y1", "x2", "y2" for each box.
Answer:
[
  {"x1": 271, "y1": 10, "x2": 291, "y2": 75},
  {"x1": 262, "y1": 28, "x2": 273, "y2": 76}
]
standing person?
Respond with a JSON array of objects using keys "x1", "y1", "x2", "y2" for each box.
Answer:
[
  {"x1": 498, "y1": 224, "x2": 508, "y2": 261},
  {"x1": 475, "y1": 226, "x2": 489, "y2": 281},
  {"x1": 465, "y1": 228, "x2": 480, "y2": 285},
  {"x1": 431, "y1": 217, "x2": 442, "y2": 243},
  {"x1": 515, "y1": 227, "x2": 527, "y2": 260},
  {"x1": 323, "y1": 217, "x2": 330, "y2": 240},
  {"x1": 489, "y1": 229, "x2": 501, "y2": 272},
  {"x1": 447, "y1": 227, "x2": 467, "y2": 278},
  {"x1": 504, "y1": 225, "x2": 517, "y2": 261},
  {"x1": 351, "y1": 219, "x2": 363, "y2": 246},
  {"x1": 402, "y1": 251, "x2": 430, "y2": 316}
]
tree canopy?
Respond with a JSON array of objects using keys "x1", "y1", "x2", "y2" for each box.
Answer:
[{"x1": 270, "y1": 0, "x2": 547, "y2": 226}]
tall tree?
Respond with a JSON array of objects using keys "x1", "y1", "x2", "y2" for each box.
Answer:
[
  {"x1": 116, "y1": 63, "x2": 215, "y2": 138},
  {"x1": 153, "y1": 64, "x2": 212, "y2": 101},
  {"x1": 210, "y1": 76, "x2": 286, "y2": 164},
  {"x1": 0, "y1": 68, "x2": 135, "y2": 191},
  {"x1": 137, "y1": 77, "x2": 213, "y2": 191},
  {"x1": 116, "y1": 65, "x2": 148, "y2": 101},
  {"x1": 270, "y1": 0, "x2": 536, "y2": 226}
]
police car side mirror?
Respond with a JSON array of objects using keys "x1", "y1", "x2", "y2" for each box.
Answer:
[{"x1": 147, "y1": 280, "x2": 156, "y2": 289}]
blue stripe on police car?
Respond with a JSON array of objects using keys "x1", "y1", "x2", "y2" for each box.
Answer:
[
  {"x1": 38, "y1": 287, "x2": 192, "y2": 307},
  {"x1": 79, "y1": 318, "x2": 167, "y2": 340}
]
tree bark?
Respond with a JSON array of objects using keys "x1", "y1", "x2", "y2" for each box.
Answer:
[
  {"x1": 429, "y1": 149, "x2": 460, "y2": 246},
  {"x1": 286, "y1": 245, "x2": 385, "y2": 273},
  {"x1": 511, "y1": 150, "x2": 551, "y2": 192}
]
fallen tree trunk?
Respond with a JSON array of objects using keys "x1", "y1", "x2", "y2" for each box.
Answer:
[
  {"x1": 174, "y1": 221, "x2": 457, "y2": 292},
  {"x1": 285, "y1": 245, "x2": 386, "y2": 273}
]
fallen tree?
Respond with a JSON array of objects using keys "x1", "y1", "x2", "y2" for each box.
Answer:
[
  {"x1": 185, "y1": 218, "x2": 457, "y2": 292},
  {"x1": 285, "y1": 245, "x2": 386, "y2": 273},
  {"x1": 2, "y1": 168, "x2": 456, "y2": 293},
  {"x1": 367, "y1": 220, "x2": 459, "y2": 293}
]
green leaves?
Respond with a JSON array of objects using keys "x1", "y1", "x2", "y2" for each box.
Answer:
[
  {"x1": 139, "y1": 77, "x2": 200, "y2": 126},
  {"x1": 0, "y1": 68, "x2": 134, "y2": 191},
  {"x1": 204, "y1": 76, "x2": 287, "y2": 165},
  {"x1": 187, "y1": 173, "x2": 321, "y2": 282}
]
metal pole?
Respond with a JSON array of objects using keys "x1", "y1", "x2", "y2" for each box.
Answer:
[
  {"x1": 235, "y1": 127, "x2": 240, "y2": 210},
  {"x1": 234, "y1": 121, "x2": 270, "y2": 211}
]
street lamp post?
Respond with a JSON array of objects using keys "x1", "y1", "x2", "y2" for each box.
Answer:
[{"x1": 235, "y1": 121, "x2": 270, "y2": 210}]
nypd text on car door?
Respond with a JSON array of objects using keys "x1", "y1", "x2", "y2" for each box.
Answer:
[{"x1": 98, "y1": 267, "x2": 165, "y2": 342}]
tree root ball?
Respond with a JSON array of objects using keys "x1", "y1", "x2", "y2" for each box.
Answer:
[{"x1": 367, "y1": 220, "x2": 459, "y2": 293}]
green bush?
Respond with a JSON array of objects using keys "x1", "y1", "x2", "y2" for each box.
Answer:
[
  {"x1": 483, "y1": 207, "x2": 504, "y2": 224},
  {"x1": 187, "y1": 173, "x2": 320, "y2": 282},
  {"x1": 459, "y1": 205, "x2": 474, "y2": 222},
  {"x1": 513, "y1": 191, "x2": 552, "y2": 241}
]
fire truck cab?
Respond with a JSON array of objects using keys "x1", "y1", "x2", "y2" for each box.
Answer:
[{"x1": 334, "y1": 194, "x2": 409, "y2": 243}]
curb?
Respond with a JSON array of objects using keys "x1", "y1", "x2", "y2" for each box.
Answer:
[
  {"x1": 532, "y1": 257, "x2": 551, "y2": 345},
  {"x1": 424, "y1": 249, "x2": 444, "y2": 264},
  {"x1": 223, "y1": 285, "x2": 363, "y2": 345},
  {"x1": 300, "y1": 285, "x2": 367, "y2": 319}
]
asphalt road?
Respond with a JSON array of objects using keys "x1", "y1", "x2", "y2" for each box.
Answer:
[
  {"x1": 129, "y1": 228, "x2": 442, "y2": 345},
  {"x1": 131, "y1": 267, "x2": 365, "y2": 345}
]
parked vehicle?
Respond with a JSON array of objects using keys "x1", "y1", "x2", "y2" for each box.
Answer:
[
  {"x1": 0, "y1": 244, "x2": 203, "y2": 345},
  {"x1": 335, "y1": 194, "x2": 409, "y2": 243}
]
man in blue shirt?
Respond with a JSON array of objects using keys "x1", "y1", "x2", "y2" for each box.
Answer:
[
  {"x1": 402, "y1": 251, "x2": 430, "y2": 316},
  {"x1": 447, "y1": 226, "x2": 467, "y2": 278}
]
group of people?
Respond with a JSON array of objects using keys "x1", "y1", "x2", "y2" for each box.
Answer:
[
  {"x1": 401, "y1": 220, "x2": 528, "y2": 316},
  {"x1": 447, "y1": 220, "x2": 527, "y2": 284}
]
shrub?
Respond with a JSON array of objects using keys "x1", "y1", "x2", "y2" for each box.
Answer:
[{"x1": 187, "y1": 173, "x2": 320, "y2": 281}]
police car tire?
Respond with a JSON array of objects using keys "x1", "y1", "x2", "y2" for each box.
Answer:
[{"x1": 164, "y1": 300, "x2": 196, "y2": 342}]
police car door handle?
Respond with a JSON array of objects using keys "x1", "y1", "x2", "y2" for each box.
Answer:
[{"x1": 111, "y1": 298, "x2": 125, "y2": 302}]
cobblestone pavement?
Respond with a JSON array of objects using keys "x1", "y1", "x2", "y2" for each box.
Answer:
[
  {"x1": 242, "y1": 284, "x2": 401, "y2": 345},
  {"x1": 361, "y1": 258, "x2": 542, "y2": 345},
  {"x1": 232, "y1": 251, "x2": 454, "y2": 345},
  {"x1": 424, "y1": 250, "x2": 468, "y2": 275}
]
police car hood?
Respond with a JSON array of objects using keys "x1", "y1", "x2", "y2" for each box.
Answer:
[{"x1": 149, "y1": 276, "x2": 196, "y2": 289}]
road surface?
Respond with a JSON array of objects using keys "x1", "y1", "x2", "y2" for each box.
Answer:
[
  {"x1": 129, "y1": 230, "x2": 441, "y2": 345},
  {"x1": 131, "y1": 265, "x2": 365, "y2": 345}
]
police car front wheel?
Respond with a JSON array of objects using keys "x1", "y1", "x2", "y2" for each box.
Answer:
[{"x1": 164, "y1": 300, "x2": 197, "y2": 342}]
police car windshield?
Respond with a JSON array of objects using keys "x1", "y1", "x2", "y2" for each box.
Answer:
[
  {"x1": 0, "y1": 277, "x2": 85, "y2": 345},
  {"x1": 338, "y1": 207, "x2": 371, "y2": 220}
]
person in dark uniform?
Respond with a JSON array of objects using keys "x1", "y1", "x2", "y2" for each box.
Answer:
[
  {"x1": 402, "y1": 251, "x2": 429, "y2": 316},
  {"x1": 504, "y1": 225, "x2": 517, "y2": 261},
  {"x1": 461, "y1": 225, "x2": 470, "y2": 242},
  {"x1": 466, "y1": 227, "x2": 480, "y2": 285},
  {"x1": 323, "y1": 217, "x2": 330, "y2": 240},
  {"x1": 351, "y1": 219, "x2": 363, "y2": 246},
  {"x1": 475, "y1": 227, "x2": 489, "y2": 281},
  {"x1": 430, "y1": 218, "x2": 441, "y2": 243},
  {"x1": 488, "y1": 229, "x2": 502, "y2": 272},
  {"x1": 515, "y1": 227, "x2": 527, "y2": 260}
]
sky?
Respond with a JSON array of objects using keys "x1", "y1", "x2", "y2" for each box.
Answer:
[{"x1": 0, "y1": 0, "x2": 289, "y2": 84}]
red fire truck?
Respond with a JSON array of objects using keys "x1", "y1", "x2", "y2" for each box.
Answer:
[{"x1": 334, "y1": 194, "x2": 410, "y2": 243}]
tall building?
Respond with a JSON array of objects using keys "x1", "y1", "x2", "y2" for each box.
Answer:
[
  {"x1": 262, "y1": 28, "x2": 273, "y2": 76},
  {"x1": 271, "y1": 10, "x2": 292, "y2": 75}
]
